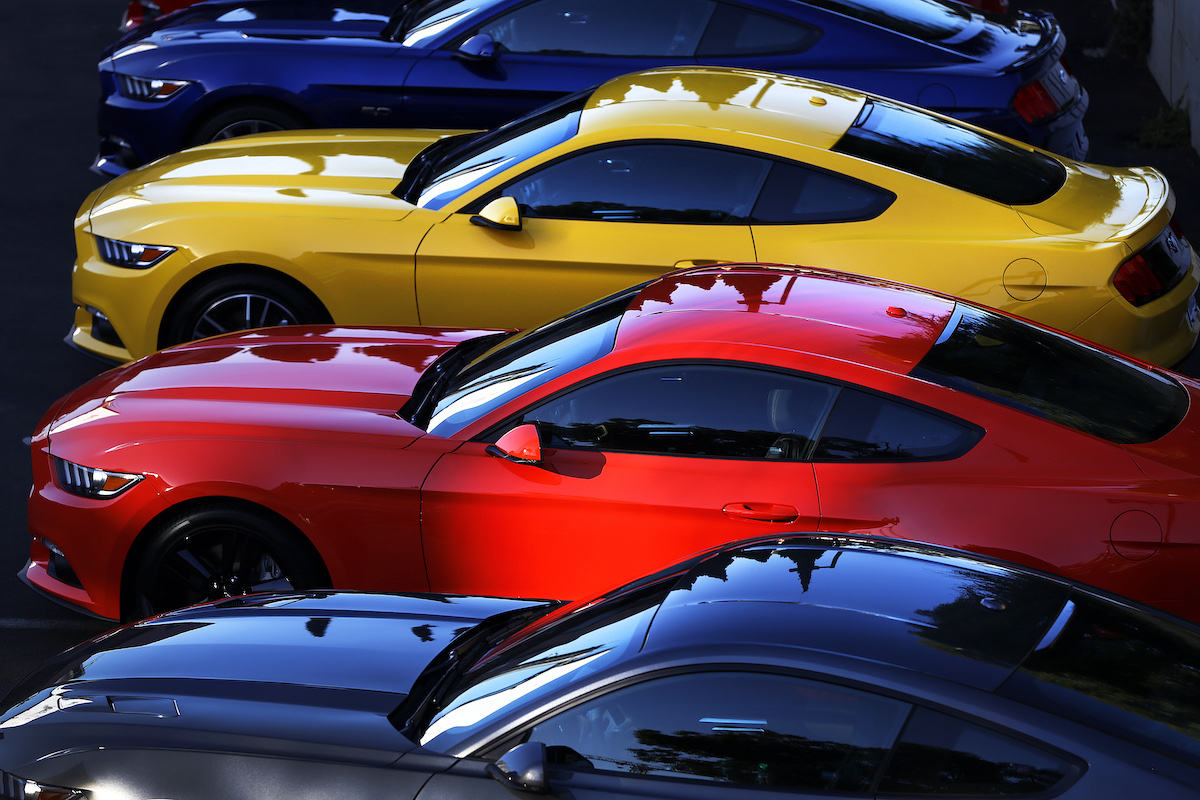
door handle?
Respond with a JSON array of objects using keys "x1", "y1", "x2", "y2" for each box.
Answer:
[
  {"x1": 673, "y1": 259, "x2": 727, "y2": 268},
  {"x1": 722, "y1": 502, "x2": 799, "y2": 522}
]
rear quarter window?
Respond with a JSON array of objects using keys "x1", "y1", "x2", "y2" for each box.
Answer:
[
  {"x1": 833, "y1": 98, "x2": 1066, "y2": 206},
  {"x1": 910, "y1": 305, "x2": 1188, "y2": 444}
]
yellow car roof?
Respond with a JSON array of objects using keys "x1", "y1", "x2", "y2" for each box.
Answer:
[{"x1": 579, "y1": 66, "x2": 867, "y2": 150}]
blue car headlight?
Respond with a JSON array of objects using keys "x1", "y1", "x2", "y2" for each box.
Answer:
[{"x1": 117, "y1": 73, "x2": 190, "y2": 101}]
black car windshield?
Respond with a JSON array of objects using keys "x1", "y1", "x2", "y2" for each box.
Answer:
[
  {"x1": 413, "y1": 91, "x2": 587, "y2": 210},
  {"x1": 803, "y1": 0, "x2": 971, "y2": 41},
  {"x1": 833, "y1": 98, "x2": 1066, "y2": 205},
  {"x1": 419, "y1": 285, "x2": 639, "y2": 436},
  {"x1": 998, "y1": 592, "x2": 1200, "y2": 765},
  {"x1": 910, "y1": 305, "x2": 1188, "y2": 444},
  {"x1": 415, "y1": 556, "x2": 700, "y2": 752}
]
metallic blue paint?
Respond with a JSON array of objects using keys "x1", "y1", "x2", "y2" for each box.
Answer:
[{"x1": 94, "y1": 0, "x2": 1089, "y2": 176}]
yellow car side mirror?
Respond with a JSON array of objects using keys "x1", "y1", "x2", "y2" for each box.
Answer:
[{"x1": 470, "y1": 196, "x2": 522, "y2": 231}]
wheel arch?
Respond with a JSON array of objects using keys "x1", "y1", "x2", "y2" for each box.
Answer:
[
  {"x1": 119, "y1": 495, "x2": 332, "y2": 622},
  {"x1": 158, "y1": 263, "x2": 332, "y2": 350},
  {"x1": 181, "y1": 93, "x2": 316, "y2": 147}
]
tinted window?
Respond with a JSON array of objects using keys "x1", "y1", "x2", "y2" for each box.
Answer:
[
  {"x1": 697, "y1": 2, "x2": 822, "y2": 55},
  {"x1": 833, "y1": 98, "x2": 1066, "y2": 205},
  {"x1": 751, "y1": 159, "x2": 895, "y2": 223},
  {"x1": 881, "y1": 707, "x2": 1077, "y2": 794},
  {"x1": 804, "y1": 0, "x2": 970, "y2": 42},
  {"x1": 814, "y1": 388, "x2": 979, "y2": 461},
  {"x1": 416, "y1": 93, "x2": 585, "y2": 209},
  {"x1": 529, "y1": 672, "x2": 910, "y2": 790},
  {"x1": 425, "y1": 288, "x2": 635, "y2": 436},
  {"x1": 518, "y1": 364, "x2": 839, "y2": 459},
  {"x1": 480, "y1": 0, "x2": 714, "y2": 56},
  {"x1": 421, "y1": 578, "x2": 679, "y2": 751},
  {"x1": 910, "y1": 305, "x2": 1188, "y2": 444},
  {"x1": 999, "y1": 594, "x2": 1200, "y2": 765},
  {"x1": 503, "y1": 143, "x2": 771, "y2": 223}
]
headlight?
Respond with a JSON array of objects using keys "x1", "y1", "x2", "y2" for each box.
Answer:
[
  {"x1": 0, "y1": 771, "x2": 87, "y2": 800},
  {"x1": 53, "y1": 457, "x2": 143, "y2": 499},
  {"x1": 95, "y1": 236, "x2": 175, "y2": 269},
  {"x1": 117, "y1": 73, "x2": 190, "y2": 101}
]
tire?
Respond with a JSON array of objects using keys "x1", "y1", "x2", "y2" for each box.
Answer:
[
  {"x1": 162, "y1": 271, "x2": 329, "y2": 347},
  {"x1": 128, "y1": 504, "x2": 328, "y2": 620},
  {"x1": 189, "y1": 104, "x2": 304, "y2": 146}
]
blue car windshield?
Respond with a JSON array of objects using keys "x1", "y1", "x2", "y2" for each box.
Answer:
[
  {"x1": 400, "y1": 0, "x2": 507, "y2": 47},
  {"x1": 416, "y1": 92, "x2": 586, "y2": 210}
]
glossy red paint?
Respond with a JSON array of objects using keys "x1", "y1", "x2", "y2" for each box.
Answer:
[
  {"x1": 24, "y1": 266, "x2": 1200, "y2": 622},
  {"x1": 121, "y1": 0, "x2": 191, "y2": 30}
]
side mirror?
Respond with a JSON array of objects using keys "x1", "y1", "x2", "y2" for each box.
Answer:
[
  {"x1": 485, "y1": 423, "x2": 543, "y2": 465},
  {"x1": 470, "y1": 196, "x2": 522, "y2": 231},
  {"x1": 455, "y1": 33, "x2": 497, "y2": 62},
  {"x1": 485, "y1": 742, "x2": 549, "y2": 794}
]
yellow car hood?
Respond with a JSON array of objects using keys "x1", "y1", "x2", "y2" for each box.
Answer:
[
  {"x1": 1018, "y1": 162, "x2": 1170, "y2": 242},
  {"x1": 87, "y1": 128, "x2": 474, "y2": 224}
]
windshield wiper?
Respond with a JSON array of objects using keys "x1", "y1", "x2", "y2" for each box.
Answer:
[{"x1": 400, "y1": 331, "x2": 513, "y2": 429}]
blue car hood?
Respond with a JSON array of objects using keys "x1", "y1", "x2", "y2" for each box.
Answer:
[{"x1": 0, "y1": 592, "x2": 550, "y2": 766}]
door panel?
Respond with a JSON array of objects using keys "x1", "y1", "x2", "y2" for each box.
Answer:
[
  {"x1": 413, "y1": 215, "x2": 756, "y2": 328},
  {"x1": 420, "y1": 442, "x2": 818, "y2": 599}
]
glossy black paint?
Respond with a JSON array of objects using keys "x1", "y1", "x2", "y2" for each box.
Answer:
[{"x1": 2, "y1": 535, "x2": 1199, "y2": 799}]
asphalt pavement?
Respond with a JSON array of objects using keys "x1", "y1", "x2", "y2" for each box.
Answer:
[{"x1": 3, "y1": 0, "x2": 1200, "y2": 695}]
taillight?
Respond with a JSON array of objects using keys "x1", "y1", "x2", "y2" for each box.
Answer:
[
  {"x1": 1013, "y1": 80, "x2": 1061, "y2": 123},
  {"x1": 1114, "y1": 255, "x2": 1164, "y2": 306},
  {"x1": 1170, "y1": 217, "x2": 1187, "y2": 240}
]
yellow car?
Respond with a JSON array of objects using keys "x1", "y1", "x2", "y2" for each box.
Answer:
[{"x1": 71, "y1": 66, "x2": 1199, "y2": 365}]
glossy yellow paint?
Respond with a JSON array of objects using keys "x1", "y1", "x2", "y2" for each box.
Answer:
[{"x1": 70, "y1": 67, "x2": 1198, "y2": 366}]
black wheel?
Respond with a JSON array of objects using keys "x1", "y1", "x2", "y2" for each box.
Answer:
[
  {"x1": 162, "y1": 271, "x2": 329, "y2": 347},
  {"x1": 189, "y1": 104, "x2": 304, "y2": 146},
  {"x1": 129, "y1": 504, "x2": 328, "y2": 620}
]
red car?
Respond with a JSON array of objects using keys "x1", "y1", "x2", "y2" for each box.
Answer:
[
  {"x1": 25, "y1": 265, "x2": 1200, "y2": 622},
  {"x1": 122, "y1": 0, "x2": 1008, "y2": 31}
]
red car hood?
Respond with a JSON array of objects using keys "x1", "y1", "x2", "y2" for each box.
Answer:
[{"x1": 45, "y1": 326, "x2": 497, "y2": 446}]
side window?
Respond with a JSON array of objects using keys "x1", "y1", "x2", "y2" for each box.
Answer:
[
  {"x1": 502, "y1": 144, "x2": 771, "y2": 223},
  {"x1": 814, "y1": 388, "x2": 979, "y2": 462},
  {"x1": 880, "y1": 707, "x2": 1078, "y2": 794},
  {"x1": 527, "y1": 671, "x2": 910, "y2": 791},
  {"x1": 697, "y1": 2, "x2": 822, "y2": 56},
  {"x1": 518, "y1": 364, "x2": 838, "y2": 459},
  {"x1": 752, "y1": 160, "x2": 895, "y2": 223},
  {"x1": 479, "y1": 0, "x2": 715, "y2": 57}
]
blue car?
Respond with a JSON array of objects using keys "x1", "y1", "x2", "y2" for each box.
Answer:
[{"x1": 94, "y1": 0, "x2": 1089, "y2": 176}]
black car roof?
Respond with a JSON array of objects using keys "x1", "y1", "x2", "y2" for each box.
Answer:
[{"x1": 642, "y1": 536, "x2": 1073, "y2": 691}]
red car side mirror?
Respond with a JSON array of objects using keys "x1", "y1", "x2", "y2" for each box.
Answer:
[{"x1": 485, "y1": 423, "x2": 544, "y2": 466}]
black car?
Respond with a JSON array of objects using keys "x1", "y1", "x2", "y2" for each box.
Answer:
[{"x1": 3, "y1": 534, "x2": 1199, "y2": 799}]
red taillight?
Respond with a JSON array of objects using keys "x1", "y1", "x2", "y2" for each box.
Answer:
[
  {"x1": 1114, "y1": 254, "x2": 1164, "y2": 306},
  {"x1": 1013, "y1": 80, "x2": 1061, "y2": 123}
]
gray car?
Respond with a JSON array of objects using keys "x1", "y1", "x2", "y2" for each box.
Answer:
[{"x1": 3, "y1": 533, "x2": 1199, "y2": 800}]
